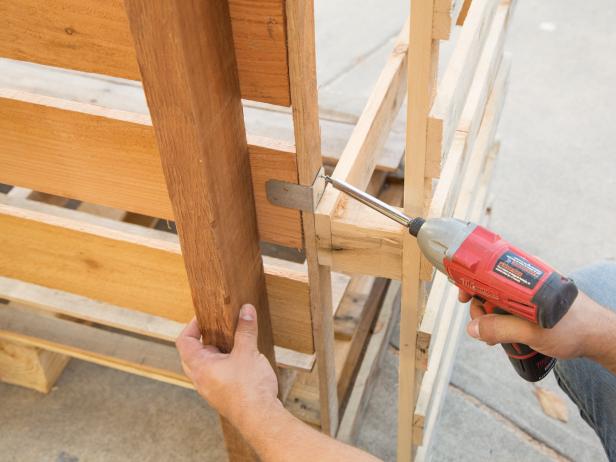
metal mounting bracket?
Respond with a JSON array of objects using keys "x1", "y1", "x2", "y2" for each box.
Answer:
[{"x1": 266, "y1": 167, "x2": 326, "y2": 213}]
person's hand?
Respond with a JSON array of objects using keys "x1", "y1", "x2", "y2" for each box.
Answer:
[
  {"x1": 176, "y1": 304, "x2": 279, "y2": 426},
  {"x1": 459, "y1": 291, "x2": 591, "y2": 359}
]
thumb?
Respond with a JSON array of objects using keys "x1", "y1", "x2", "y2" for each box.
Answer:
[
  {"x1": 233, "y1": 304, "x2": 259, "y2": 354},
  {"x1": 467, "y1": 314, "x2": 540, "y2": 346}
]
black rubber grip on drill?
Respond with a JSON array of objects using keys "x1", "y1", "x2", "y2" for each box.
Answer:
[
  {"x1": 408, "y1": 217, "x2": 425, "y2": 237},
  {"x1": 531, "y1": 272, "x2": 578, "y2": 328},
  {"x1": 492, "y1": 307, "x2": 556, "y2": 382}
]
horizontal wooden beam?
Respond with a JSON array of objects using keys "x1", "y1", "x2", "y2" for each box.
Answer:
[
  {"x1": 426, "y1": 0, "x2": 500, "y2": 178},
  {"x1": 318, "y1": 205, "x2": 405, "y2": 280},
  {"x1": 0, "y1": 0, "x2": 290, "y2": 105},
  {"x1": 0, "y1": 277, "x2": 315, "y2": 371},
  {"x1": 0, "y1": 89, "x2": 303, "y2": 248},
  {"x1": 0, "y1": 303, "x2": 193, "y2": 388},
  {"x1": 0, "y1": 203, "x2": 314, "y2": 353}
]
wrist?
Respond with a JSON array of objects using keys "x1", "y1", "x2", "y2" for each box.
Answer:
[
  {"x1": 233, "y1": 396, "x2": 286, "y2": 436},
  {"x1": 574, "y1": 293, "x2": 615, "y2": 360}
]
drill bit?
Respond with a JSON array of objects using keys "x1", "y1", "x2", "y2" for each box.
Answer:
[{"x1": 322, "y1": 175, "x2": 413, "y2": 227}]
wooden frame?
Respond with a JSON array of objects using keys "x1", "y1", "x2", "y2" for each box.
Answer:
[{"x1": 0, "y1": 0, "x2": 513, "y2": 460}]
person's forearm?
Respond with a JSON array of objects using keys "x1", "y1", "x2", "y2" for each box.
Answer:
[
  {"x1": 579, "y1": 294, "x2": 616, "y2": 373},
  {"x1": 235, "y1": 400, "x2": 381, "y2": 462}
]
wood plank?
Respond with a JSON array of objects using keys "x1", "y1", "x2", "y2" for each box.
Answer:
[
  {"x1": 426, "y1": 0, "x2": 500, "y2": 178},
  {"x1": 414, "y1": 143, "x2": 500, "y2": 454},
  {"x1": 319, "y1": 206, "x2": 405, "y2": 280},
  {"x1": 420, "y1": 2, "x2": 512, "y2": 276},
  {"x1": 317, "y1": 170, "x2": 404, "y2": 280},
  {"x1": 417, "y1": 59, "x2": 510, "y2": 368},
  {"x1": 337, "y1": 281, "x2": 400, "y2": 443},
  {"x1": 316, "y1": 20, "x2": 409, "y2": 249},
  {"x1": 0, "y1": 89, "x2": 302, "y2": 248},
  {"x1": 124, "y1": 2, "x2": 275, "y2": 459},
  {"x1": 0, "y1": 203, "x2": 314, "y2": 354},
  {"x1": 0, "y1": 336, "x2": 69, "y2": 393},
  {"x1": 0, "y1": 304, "x2": 194, "y2": 389},
  {"x1": 336, "y1": 278, "x2": 389, "y2": 412},
  {"x1": 0, "y1": 276, "x2": 316, "y2": 371},
  {"x1": 287, "y1": 0, "x2": 339, "y2": 435},
  {"x1": 400, "y1": 1, "x2": 440, "y2": 459},
  {"x1": 0, "y1": 0, "x2": 290, "y2": 105},
  {"x1": 433, "y1": 0, "x2": 466, "y2": 40}
]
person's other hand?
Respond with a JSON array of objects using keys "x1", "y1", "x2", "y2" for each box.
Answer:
[
  {"x1": 459, "y1": 290, "x2": 589, "y2": 360},
  {"x1": 176, "y1": 304, "x2": 279, "y2": 425}
]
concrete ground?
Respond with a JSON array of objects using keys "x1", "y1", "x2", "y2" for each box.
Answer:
[{"x1": 1, "y1": 1, "x2": 615, "y2": 461}]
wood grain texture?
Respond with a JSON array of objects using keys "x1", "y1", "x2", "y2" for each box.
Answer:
[
  {"x1": 286, "y1": 0, "x2": 339, "y2": 435},
  {"x1": 426, "y1": 0, "x2": 499, "y2": 178},
  {"x1": 0, "y1": 337, "x2": 70, "y2": 393},
  {"x1": 335, "y1": 277, "x2": 389, "y2": 411},
  {"x1": 0, "y1": 0, "x2": 290, "y2": 105},
  {"x1": 0, "y1": 202, "x2": 313, "y2": 354},
  {"x1": 400, "y1": 1, "x2": 440, "y2": 460},
  {"x1": 0, "y1": 304, "x2": 194, "y2": 389},
  {"x1": 433, "y1": 0, "x2": 465, "y2": 40},
  {"x1": 316, "y1": 20, "x2": 409, "y2": 249},
  {"x1": 0, "y1": 89, "x2": 302, "y2": 248},
  {"x1": 337, "y1": 281, "x2": 400, "y2": 444},
  {"x1": 125, "y1": 2, "x2": 277, "y2": 458},
  {"x1": 414, "y1": 65, "x2": 507, "y2": 452},
  {"x1": 414, "y1": 145, "x2": 500, "y2": 457}
]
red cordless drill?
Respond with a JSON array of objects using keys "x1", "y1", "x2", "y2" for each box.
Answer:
[{"x1": 324, "y1": 176, "x2": 578, "y2": 382}]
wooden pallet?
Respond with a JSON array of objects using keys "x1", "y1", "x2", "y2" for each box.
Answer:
[{"x1": 0, "y1": 0, "x2": 512, "y2": 460}]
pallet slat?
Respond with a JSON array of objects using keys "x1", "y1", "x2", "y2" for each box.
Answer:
[
  {"x1": 0, "y1": 276, "x2": 316, "y2": 371},
  {"x1": 418, "y1": 57, "x2": 510, "y2": 364},
  {"x1": 414, "y1": 144, "x2": 499, "y2": 454},
  {"x1": 0, "y1": 203, "x2": 314, "y2": 354},
  {"x1": 0, "y1": 0, "x2": 290, "y2": 105},
  {"x1": 426, "y1": 0, "x2": 501, "y2": 178},
  {"x1": 0, "y1": 303, "x2": 193, "y2": 388},
  {"x1": 0, "y1": 89, "x2": 303, "y2": 248},
  {"x1": 316, "y1": 19, "x2": 409, "y2": 249}
]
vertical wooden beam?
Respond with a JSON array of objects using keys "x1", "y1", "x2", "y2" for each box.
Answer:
[
  {"x1": 124, "y1": 1, "x2": 276, "y2": 460},
  {"x1": 286, "y1": 0, "x2": 339, "y2": 435},
  {"x1": 399, "y1": 1, "x2": 440, "y2": 461}
]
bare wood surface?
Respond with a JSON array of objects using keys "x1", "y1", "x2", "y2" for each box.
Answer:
[
  {"x1": 426, "y1": 0, "x2": 500, "y2": 178},
  {"x1": 414, "y1": 143, "x2": 500, "y2": 456},
  {"x1": 125, "y1": 1, "x2": 278, "y2": 458},
  {"x1": 337, "y1": 281, "x2": 400, "y2": 443},
  {"x1": 316, "y1": 20, "x2": 409, "y2": 249},
  {"x1": 0, "y1": 89, "x2": 302, "y2": 248},
  {"x1": 0, "y1": 303, "x2": 193, "y2": 388},
  {"x1": 0, "y1": 336, "x2": 69, "y2": 393},
  {"x1": 287, "y1": 0, "x2": 339, "y2": 435},
  {"x1": 0, "y1": 0, "x2": 290, "y2": 105},
  {"x1": 413, "y1": 60, "x2": 508, "y2": 451},
  {"x1": 335, "y1": 278, "x2": 389, "y2": 411},
  {"x1": 400, "y1": 1, "x2": 440, "y2": 460},
  {"x1": 0, "y1": 202, "x2": 313, "y2": 354},
  {"x1": 0, "y1": 276, "x2": 316, "y2": 371},
  {"x1": 433, "y1": 0, "x2": 466, "y2": 40}
]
